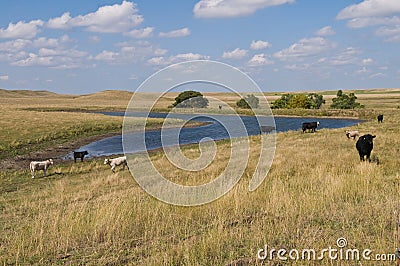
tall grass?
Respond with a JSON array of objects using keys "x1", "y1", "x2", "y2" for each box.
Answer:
[
  {"x1": 1, "y1": 89, "x2": 399, "y2": 264},
  {"x1": 1, "y1": 111, "x2": 399, "y2": 265}
]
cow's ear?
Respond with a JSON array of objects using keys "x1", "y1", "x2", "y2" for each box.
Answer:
[{"x1": 372, "y1": 135, "x2": 376, "y2": 138}]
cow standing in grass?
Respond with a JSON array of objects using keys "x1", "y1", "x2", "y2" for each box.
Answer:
[
  {"x1": 302, "y1": 122, "x2": 319, "y2": 133},
  {"x1": 259, "y1": 125, "x2": 275, "y2": 134},
  {"x1": 356, "y1": 134, "x2": 376, "y2": 162},
  {"x1": 377, "y1": 114, "x2": 383, "y2": 123},
  {"x1": 74, "y1": 151, "x2": 88, "y2": 163},
  {"x1": 345, "y1": 130, "x2": 359, "y2": 140},
  {"x1": 104, "y1": 156, "x2": 128, "y2": 173},
  {"x1": 30, "y1": 159, "x2": 53, "y2": 178}
]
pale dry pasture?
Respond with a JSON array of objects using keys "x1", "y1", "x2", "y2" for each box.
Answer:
[{"x1": 0, "y1": 89, "x2": 399, "y2": 265}]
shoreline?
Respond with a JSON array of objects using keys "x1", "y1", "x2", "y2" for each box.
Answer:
[
  {"x1": 1, "y1": 121, "x2": 208, "y2": 171},
  {"x1": 2, "y1": 111, "x2": 366, "y2": 171}
]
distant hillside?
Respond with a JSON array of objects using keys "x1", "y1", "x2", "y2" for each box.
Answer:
[
  {"x1": 77, "y1": 90, "x2": 133, "y2": 100},
  {"x1": 0, "y1": 89, "x2": 63, "y2": 98}
]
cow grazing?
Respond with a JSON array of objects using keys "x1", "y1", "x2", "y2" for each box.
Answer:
[
  {"x1": 302, "y1": 121, "x2": 320, "y2": 133},
  {"x1": 30, "y1": 159, "x2": 53, "y2": 178},
  {"x1": 74, "y1": 150, "x2": 88, "y2": 163},
  {"x1": 104, "y1": 156, "x2": 128, "y2": 173},
  {"x1": 345, "y1": 130, "x2": 359, "y2": 140},
  {"x1": 377, "y1": 114, "x2": 383, "y2": 123},
  {"x1": 260, "y1": 125, "x2": 275, "y2": 134},
  {"x1": 356, "y1": 134, "x2": 376, "y2": 162}
]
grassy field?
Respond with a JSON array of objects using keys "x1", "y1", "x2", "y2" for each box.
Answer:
[{"x1": 0, "y1": 89, "x2": 399, "y2": 265}]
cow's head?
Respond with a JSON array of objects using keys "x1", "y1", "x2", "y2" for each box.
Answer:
[
  {"x1": 49, "y1": 159, "x2": 54, "y2": 165},
  {"x1": 84, "y1": 151, "x2": 89, "y2": 155},
  {"x1": 104, "y1": 158, "x2": 110, "y2": 165},
  {"x1": 362, "y1": 134, "x2": 376, "y2": 144},
  {"x1": 317, "y1": 121, "x2": 320, "y2": 126}
]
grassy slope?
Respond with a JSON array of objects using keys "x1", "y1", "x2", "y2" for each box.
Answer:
[{"x1": 0, "y1": 89, "x2": 399, "y2": 265}]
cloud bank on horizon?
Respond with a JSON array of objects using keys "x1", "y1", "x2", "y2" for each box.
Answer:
[{"x1": 0, "y1": 0, "x2": 399, "y2": 93}]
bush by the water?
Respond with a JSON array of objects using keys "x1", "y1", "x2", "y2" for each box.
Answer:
[
  {"x1": 171, "y1": 90, "x2": 209, "y2": 108},
  {"x1": 330, "y1": 90, "x2": 364, "y2": 109},
  {"x1": 236, "y1": 94, "x2": 259, "y2": 109},
  {"x1": 271, "y1": 93, "x2": 325, "y2": 109}
]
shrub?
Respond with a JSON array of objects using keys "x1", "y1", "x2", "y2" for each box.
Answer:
[
  {"x1": 330, "y1": 90, "x2": 364, "y2": 109},
  {"x1": 236, "y1": 94, "x2": 259, "y2": 109},
  {"x1": 171, "y1": 90, "x2": 209, "y2": 108},
  {"x1": 271, "y1": 93, "x2": 325, "y2": 109}
]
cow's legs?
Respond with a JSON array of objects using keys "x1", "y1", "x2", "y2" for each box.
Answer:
[
  {"x1": 359, "y1": 151, "x2": 365, "y2": 161},
  {"x1": 366, "y1": 152, "x2": 371, "y2": 162}
]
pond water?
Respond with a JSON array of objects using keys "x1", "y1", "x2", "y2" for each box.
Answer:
[{"x1": 69, "y1": 112, "x2": 361, "y2": 158}]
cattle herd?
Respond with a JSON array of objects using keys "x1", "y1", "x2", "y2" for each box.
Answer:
[
  {"x1": 29, "y1": 150, "x2": 128, "y2": 178},
  {"x1": 297, "y1": 114, "x2": 383, "y2": 163},
  {"x1": 29, "y1": 114, "x2": 384, "y2": 178}
]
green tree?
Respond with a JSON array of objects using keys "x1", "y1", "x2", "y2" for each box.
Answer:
[
  {"x1": 236, "y1": 94, "x2": 259, "y2": 109},
  {"x1": 271, "y1": 93, "x2": 325, "y2": 109},
  {"x1": 308, "y1": 93, "x2": 326, "y2": 109},
  {"x1": 288, "y1": 94, "x2": 312, "y2": 109},
  {"x1": 330, "y1": 90, "x2": 364, "y2": 109},
  {"x1": 172, "y1": 90, "x2": 209, "y2": 108},
  {"x1": 271, "y1": 94, "x2": 292, "y2": 109}
]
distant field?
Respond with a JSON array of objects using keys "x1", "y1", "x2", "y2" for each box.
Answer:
[{"x1": 0, "y1": 88, "x2": 399, "y2": 265}]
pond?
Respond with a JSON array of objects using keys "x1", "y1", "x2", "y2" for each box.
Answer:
[{"x1": 69, "y1": 112, "x2": 361, "y2": 158}]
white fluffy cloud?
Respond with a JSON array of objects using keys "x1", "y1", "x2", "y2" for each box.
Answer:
[
  {"x1": 193, "y1": 0, "x2": 295, "y2": 18},
  {"x1": 337, "y1": 0, "x2": 400, "y2": 20},
  {"x1": 0, "y1": 20, "x2": 44, "y2": 39},
  {"x1": 247, "y1": 53, "x2": 274, "y2": 67},
  {"x1": 46, "y1": 12, "x2": 72, "y2": 29},
  {"x1": 125, "y1": 27, "x2": 154, "y2": 38},
  {"x1": 0, "y1": 75, "x2": 9, "y2": 81},
  {"x1": 147, "y1": 53, "x2": 210, "y2": 66},
  {"x1": 274, "y1": 37, "x2": 336, "y2": 61},
  {"x1": 0, "y1": 35, "x2": 87, "y2": 68},
  {"x1": 47, "y1": 1, "x2": 143, "y2": 33},
  {"x1": 315, "y1": 26, "x2": 335, "y2": 36},
  {"x1": 159, "y1": 28, "x2": 190, "y2": 38},
  {"x1": 222, "y1": 48, "x2": 247, "y2": 59},
  {"x1": 337, "y1": 1, "x2": 400, "y2": 41},
  {"x1": 328, "y1": 47, "x2": 361, "y2": 66},
  {"x1": 250, "y1": 40, "x2": 271, "y2": 50}
]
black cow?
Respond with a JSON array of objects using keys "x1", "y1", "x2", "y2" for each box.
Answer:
[
  {"x1": 74, "y1": 150, "x2": 88, "y2": 163},
  {"x1": 356, "y1": 134, "x2": 376, "y2": 162},
  {"x1": 260, "y1": 125, "x2": 275, "y2": 134},
  {"x1": 377, "y1": 114, "x2": 383, "y2": 123},
  {"x1": 302, "y1": 121, "x2": 319, "y2": 133}
]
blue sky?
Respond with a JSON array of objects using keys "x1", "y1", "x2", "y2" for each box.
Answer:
[{"x1": 0, "y1": 0, "x2": 399, "y2": 93}]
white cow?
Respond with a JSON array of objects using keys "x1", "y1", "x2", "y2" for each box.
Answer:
[
  {"x1": 345, "y1": 130, "x2": 359, "y2": 140},
  {"x1": 30, "y1": 159, "x2": 53, "y2": 178},
  {"x1": 104, "y1": 156, "x2": 128, "y2": 173}
]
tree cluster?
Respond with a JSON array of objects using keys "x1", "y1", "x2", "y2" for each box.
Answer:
[
  {"x1": 171, "y1": 90, "x2": 209, "y2": 108},
  {"x1": 271, "y1": 93, "x2": 325, "y2": 109},
  {"x1": 330, "y1": 90, "x2": 364, "y2": 109},
  {"x1": 236, "y1": 94, "x2": 260, "y2": 109}
]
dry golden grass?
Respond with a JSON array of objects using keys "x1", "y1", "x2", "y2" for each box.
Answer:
[{"x1": 0, "y1": 89, "x2": 399, "y2": 265}]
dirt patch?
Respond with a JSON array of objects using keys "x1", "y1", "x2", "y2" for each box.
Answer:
[
  {"x1": 1, "y1": 121, "x2": 209, "y2": 171},
  {"x1": 1, "y1": 132, "x2": 121, "y2": 171}
]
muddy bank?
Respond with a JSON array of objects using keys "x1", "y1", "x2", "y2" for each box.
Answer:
[
  {"x1": 1, "y1": 131, "x2": 122, "y2": 171},
  {"x1": 1, "y1": 121, "x2": 209, "y2": 171}
]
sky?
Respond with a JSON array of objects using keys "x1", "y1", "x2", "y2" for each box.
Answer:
[{"x1": 0, "y1": 0, "x2": 400, "y2": 94}]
